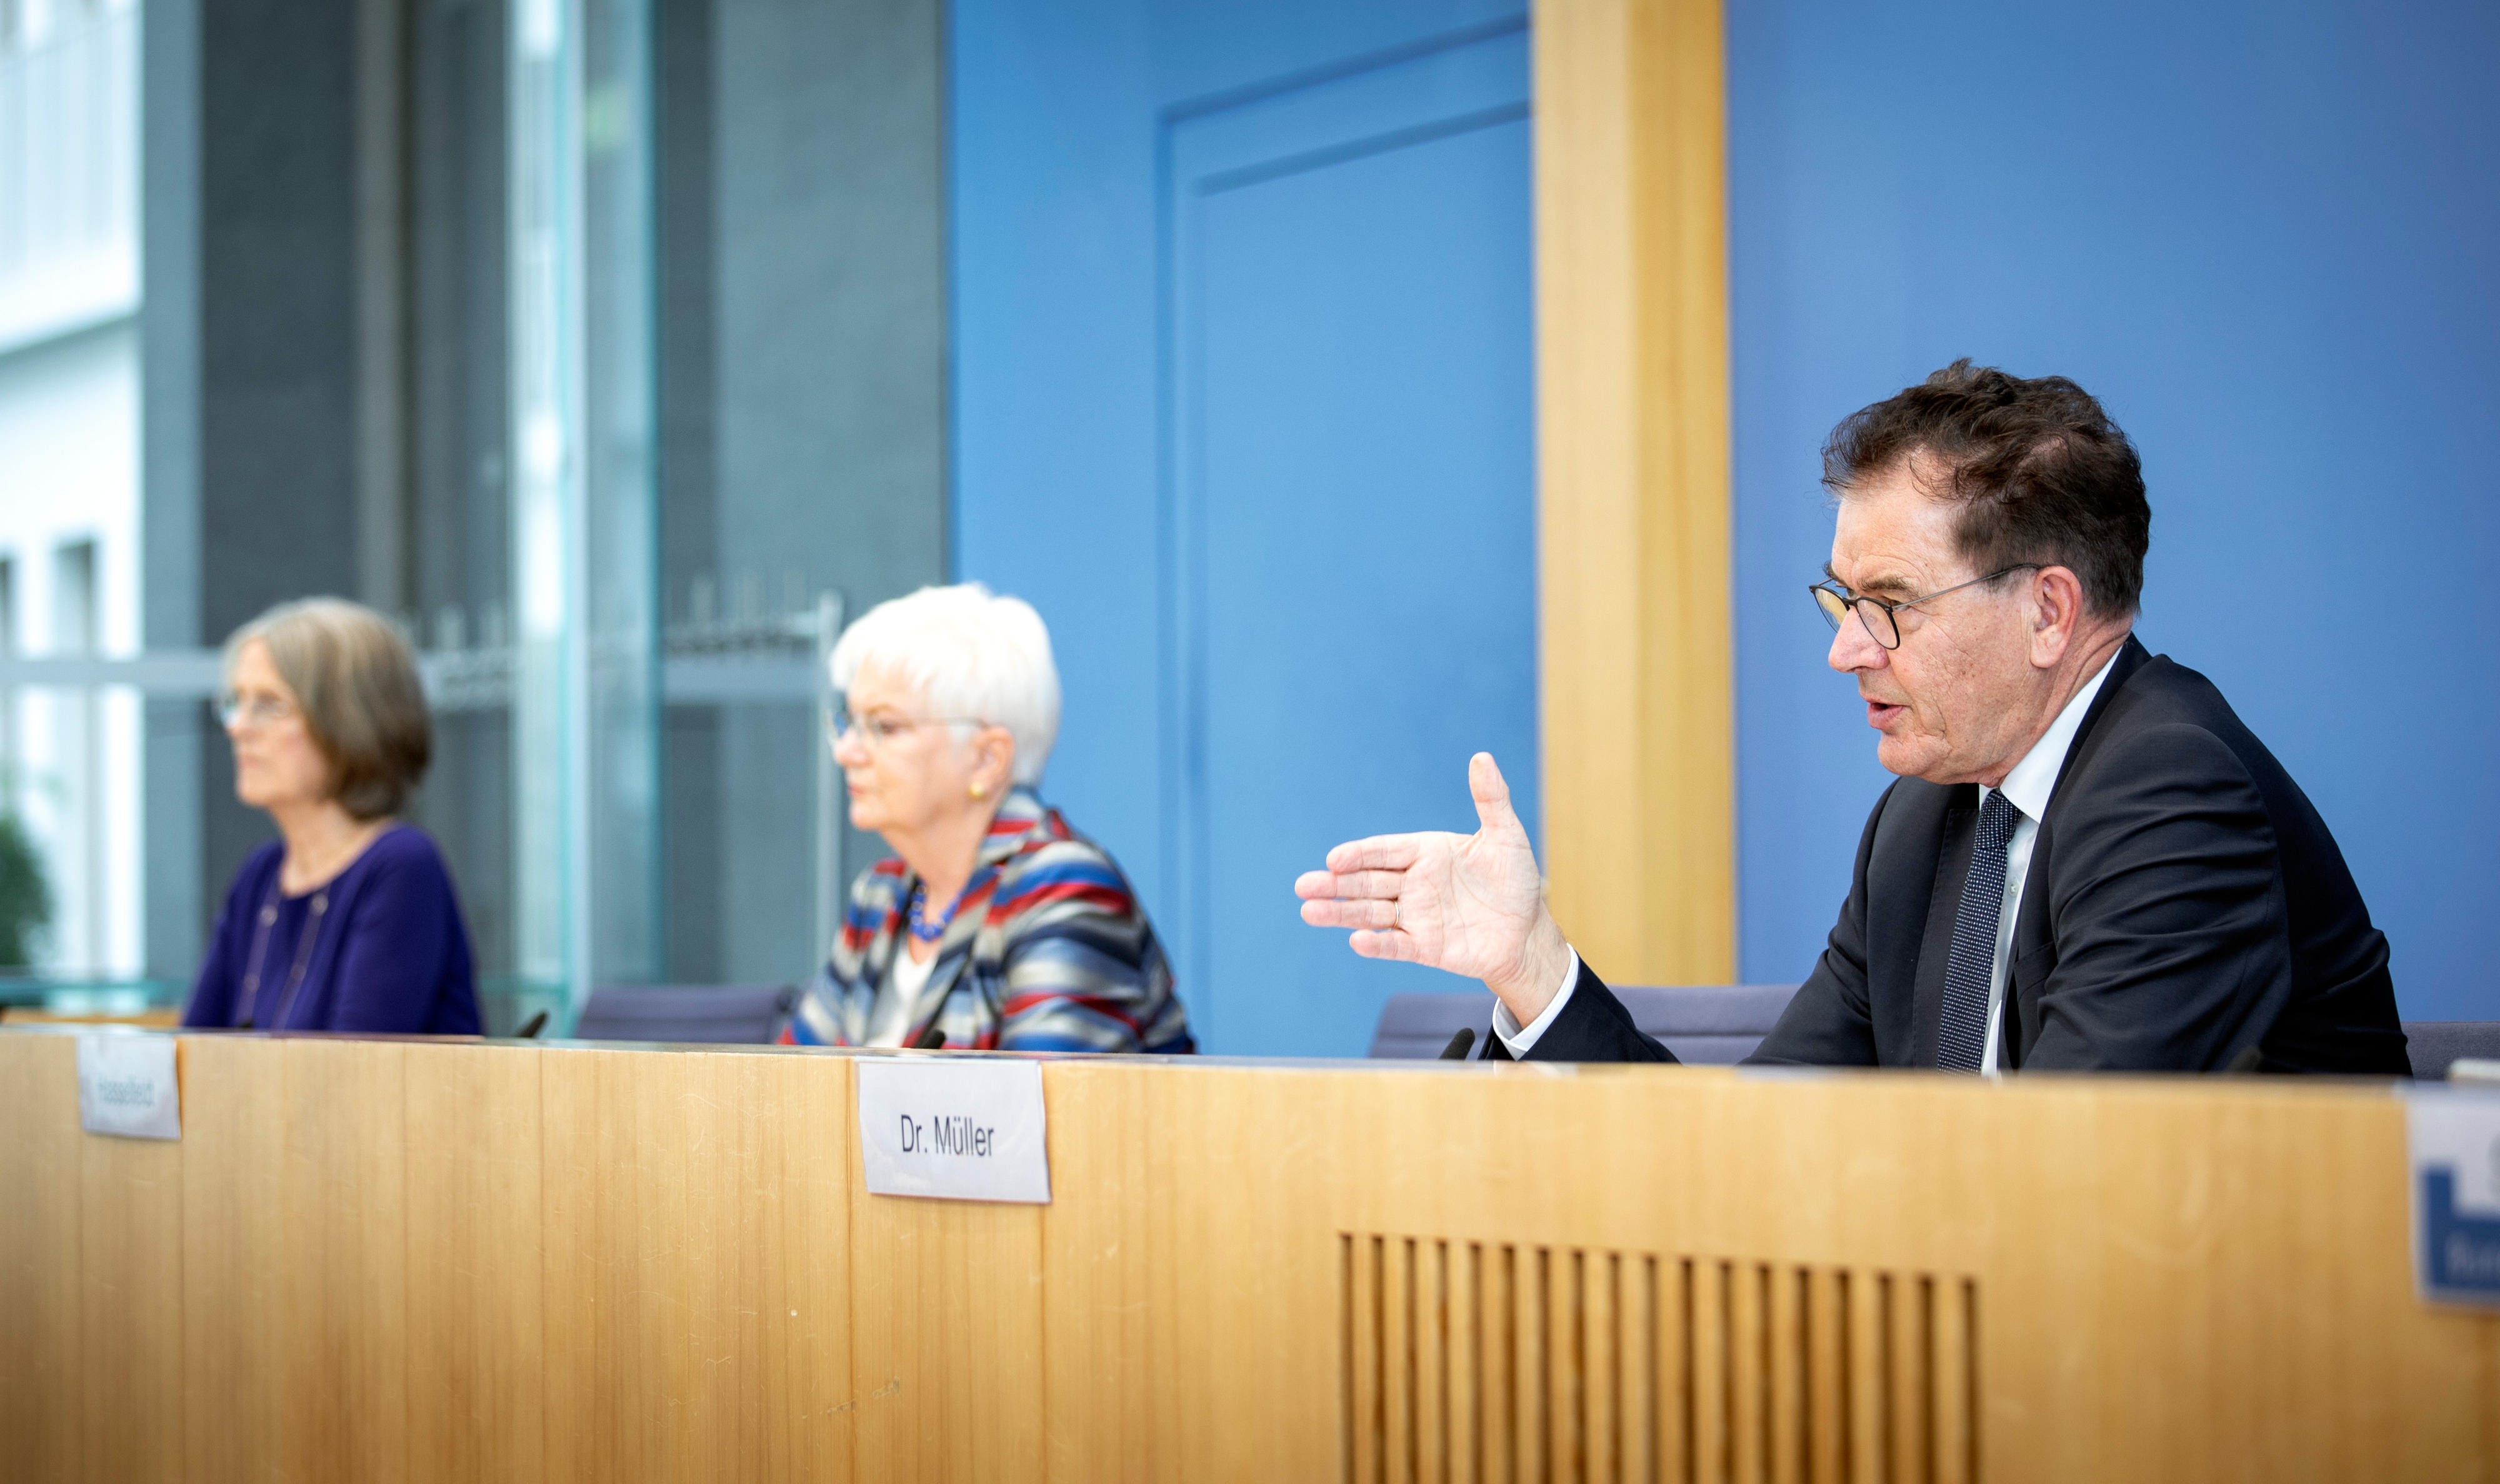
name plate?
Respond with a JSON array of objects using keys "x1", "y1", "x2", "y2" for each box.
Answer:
[
  {"x1": 76, "y1": 1032, "x2": 181, "y2": 1140},
  {"x1": 2408, "y1": 1087, "x2": 2500, "y2": 1306},
  {"x1": 856, "y1": 1058, "x2": 1050, "y2": 1204}
]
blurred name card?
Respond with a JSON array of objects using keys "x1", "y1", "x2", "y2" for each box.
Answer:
[
  {"x1": 2408, "y1": 1087, "x2": 2500, "y2": 1307},
  {"x1": 76, "y1": 1033, "x2": 181, "y2": 1141},
  {"x1": 857, "y1": 1057, "x2": 1049, "y2": 1204}
]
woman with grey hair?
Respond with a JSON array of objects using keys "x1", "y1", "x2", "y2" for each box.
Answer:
[
  {"x1": 182, "y1": 597, "x2": 481, "y2": 1034},
  {"x1": 782, "y1": 582, "x2": 1192, "y2": 1053}
]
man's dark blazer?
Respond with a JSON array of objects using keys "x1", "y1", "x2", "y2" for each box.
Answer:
[{"x1": 1501, "y1": 635, "x2": 2411, "y2": 1074}]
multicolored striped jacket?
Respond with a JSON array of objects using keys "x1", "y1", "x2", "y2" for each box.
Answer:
[{"x1": 783, "y1": 789, "x2": 1194, "y2": 1053}]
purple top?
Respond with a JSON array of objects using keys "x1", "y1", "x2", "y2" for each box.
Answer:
[{"x1": 181, "y1": 824, "x2": 481, "y2": 1035}]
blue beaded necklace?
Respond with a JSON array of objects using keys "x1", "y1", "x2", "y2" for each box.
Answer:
[{"x1": 908, "y1": 880, "x2": 968, "y2": 943}]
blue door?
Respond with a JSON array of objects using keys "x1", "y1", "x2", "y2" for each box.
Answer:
[{"x1": 954, "y1": 7, "x2": 1536, "y2": 1055}]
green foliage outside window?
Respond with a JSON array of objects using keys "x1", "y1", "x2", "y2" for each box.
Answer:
[{"x1": 0, "y1": 812, "x2": 51, "y2": 967}]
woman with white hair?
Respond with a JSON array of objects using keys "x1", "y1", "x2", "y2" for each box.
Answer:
[{"x1": 783, "y1": 583, "x2": 1193, "y2": 1053}]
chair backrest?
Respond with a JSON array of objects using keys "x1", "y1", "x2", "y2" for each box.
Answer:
[
  {"x1": 2403, "y1": 1022, "x2": 2500, "y2": 1082},
  {"x1": 571, "y1": 984, "x2": 799, "y2": 1045},
  {"x1": 1378, "y1": 996, "x2": 2477, "y2": 1070},
  {"x1": 1368, "y1": 984, "x2": 1802, "y2": 1063}
]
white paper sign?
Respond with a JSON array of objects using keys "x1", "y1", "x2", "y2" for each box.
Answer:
[
  {"x1": 2406, "y1": 1087, "x2": 2500, "y2": 1306},
  {"x1": 856, "y1": 1058, "x2": 1049, "y2": 1204},
  {"x1": 76, "y1": 1032, "x2": 181, "y2": 1140}
]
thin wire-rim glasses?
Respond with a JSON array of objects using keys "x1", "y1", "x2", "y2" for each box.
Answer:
[
  {"x1": 1809, "y1": 564, "x2": 2042, "y2": 650},
  {"x1": 216, "y1": 693, "x2": 298, "y2": 730},
  {"x1": 824, "y1": 701, "x2": 990, "y2": 750}
]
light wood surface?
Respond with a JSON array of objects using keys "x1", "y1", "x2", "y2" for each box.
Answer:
[
  {"x1": 0, "y1": 1005, "x2": 184, "y2": 1027},
  {"x1": 2, "y1": 1027, "x2": 2495, "y2": 1482},
  {"x1": 1534, "y1": 0, "x2": 1738, "y2": 985}
]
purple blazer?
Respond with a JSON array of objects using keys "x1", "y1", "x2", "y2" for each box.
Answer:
[{"x1": 182, "y1": 825, "x2": 481, "y2": 1035}]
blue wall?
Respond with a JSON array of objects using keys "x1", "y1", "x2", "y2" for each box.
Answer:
[
  {"x1": 949, "y1": 2, "x2": 1528, "y2": 874},
  {"x1": 952, "y1": 1, "x2": 1534, "y2": 1052},
  {"x1": 1728, "y1": 0, "x2": 2500, "y2": 1019},
  {"x1": 959, "y1": 0, "x2": 2500, "y2": 1031}
]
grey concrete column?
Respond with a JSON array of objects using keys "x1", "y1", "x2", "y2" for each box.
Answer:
[
  {"x1": 141, "y1": 0, "x2": 204, "y2": 982},
  {"x1": 659, "y1": 0, "x2": 949, "y2": 987},
  {"x1": 141, "y1": 0, "x2": 398, "y2": 976}
]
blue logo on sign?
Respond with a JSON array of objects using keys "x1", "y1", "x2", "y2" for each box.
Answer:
[{"x1": 2421, "y1": 1167, "x2": 2500, "y2": 1300}]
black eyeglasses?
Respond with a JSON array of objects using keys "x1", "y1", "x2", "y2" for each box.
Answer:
[{"x1": 1809, "y1": 565, "x2": 2041, "y2": 650}]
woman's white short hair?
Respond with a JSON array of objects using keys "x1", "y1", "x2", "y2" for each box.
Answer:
[{"x1": 829, "y1": 583, "x2": 1061, "y2": 786}]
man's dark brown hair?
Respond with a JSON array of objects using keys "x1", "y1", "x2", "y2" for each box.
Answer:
[{"x1": 1822, "y1": 360, "x2": 2151, "y2": 617}]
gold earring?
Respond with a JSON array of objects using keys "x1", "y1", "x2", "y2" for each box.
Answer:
[{"x1": 969, "y1": 782, "x2": 986, "y2": 800}]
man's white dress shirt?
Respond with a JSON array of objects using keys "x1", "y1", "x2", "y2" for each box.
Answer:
[{"x1": 1495, "y1": 652, "x2": 2121, "y2": 1070}]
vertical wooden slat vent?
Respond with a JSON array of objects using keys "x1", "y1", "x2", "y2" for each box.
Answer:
[{"x1": 1340, "y1": 1233, "x2": 1980, "y2": 1484}]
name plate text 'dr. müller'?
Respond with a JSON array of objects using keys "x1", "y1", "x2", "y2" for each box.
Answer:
[
  {"x1": 856, "y1": 1057, "x2": 1050, "y2": 1204},
  {"x1": 77, "y1": 1031, "x2": 182, "y2": 1140}
]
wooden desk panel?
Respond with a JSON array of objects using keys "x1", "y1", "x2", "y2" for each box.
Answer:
[
  {"x1": 1, "y1": 1028, "x2": 2494, "y2": 1483},
  {"x1": 169, "y1": 1035, "x2": 277, "y2": 1480}
]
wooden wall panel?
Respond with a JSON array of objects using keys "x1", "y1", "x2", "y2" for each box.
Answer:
[
  {"x1": 76, "y1": 1053, "x2": 184, "y2": 1483},
  {"x1": 848, "y1": 1172, "x2": 1046, "y2": 1482},
  {"x1": 1038, "y1": 1060, "x2": 1179, "y2": 1483},
  {"x1": 536, "y1": 1045, "x2": 602, "y2": 1484},
  {"x1": 761, "y1": 1050, "x2": 856, "y2": 1481},
  {"x1": 1151, "y1": 1064, "x2": 1339, "y2": 1481},
  {"x1": 279, "y1": 1038, "x2": 412, "y2": 1482},
  {"x1": 4, "y1": 1029, "x2": 2499, "y2": 1483},
  {"x1": 676, "y1": 1050, "x2": 791, "y2": 1481},
  {"x1": 586, "y1": 1044, "x2": 695, "y2": 1478},
  {"x1": 538, "y1": 1047, "x2": 862, "y2": 1484},
  {"x1": 0, "y1": 1032, "x2": 84, "y2": 1484},
  {"x1": 179, "y1": 1033, "x2": 286, "y2": 1483},
  {"x1": 404, "y1": 1043, "x2": 546, "y2": 1484},
  {"x1": 1534, "y1": 0, "x2": 1736, "y2": 984}
]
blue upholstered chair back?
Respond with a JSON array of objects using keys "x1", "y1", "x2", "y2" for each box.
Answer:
[
  {"x1": 1374, "y1": 998, "x2": 2495, "y2": 1075},
  {"x1": 1368, "y1": 984, "x2": 1802, "y2": 1063},
  {"x1": 572, "y1": 984, "x2": 799, "y2": 1045},
  {"x1": 2404, "y1": 1022, "x2": 2500, "y2": 1082}
]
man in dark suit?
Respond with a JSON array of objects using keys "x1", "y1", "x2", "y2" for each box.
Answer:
[{"x1": 1295, "y1": 362, "x2": 2410, "y2": 1074}]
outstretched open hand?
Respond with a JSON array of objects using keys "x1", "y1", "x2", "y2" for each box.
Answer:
[{"x1": 1293, "y1": 753, "x2": 1568, "y2": 1015}]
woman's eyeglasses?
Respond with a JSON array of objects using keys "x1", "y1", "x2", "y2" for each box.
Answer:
[
  {"x1": 824, "y1": 704, "x2": 988, "y2": 749},
  {"x1": 216, "y1": 694, "x2": 297, "y2": 730}
]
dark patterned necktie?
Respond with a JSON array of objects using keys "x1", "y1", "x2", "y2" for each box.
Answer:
[{"x1": 1936, "y1": 789, "x2": 2022, "y2": 1072}]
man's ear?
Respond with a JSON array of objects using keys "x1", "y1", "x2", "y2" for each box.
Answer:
[{"x1": 2029, "y1": 565, "x2": 2086, "y2": 669}]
